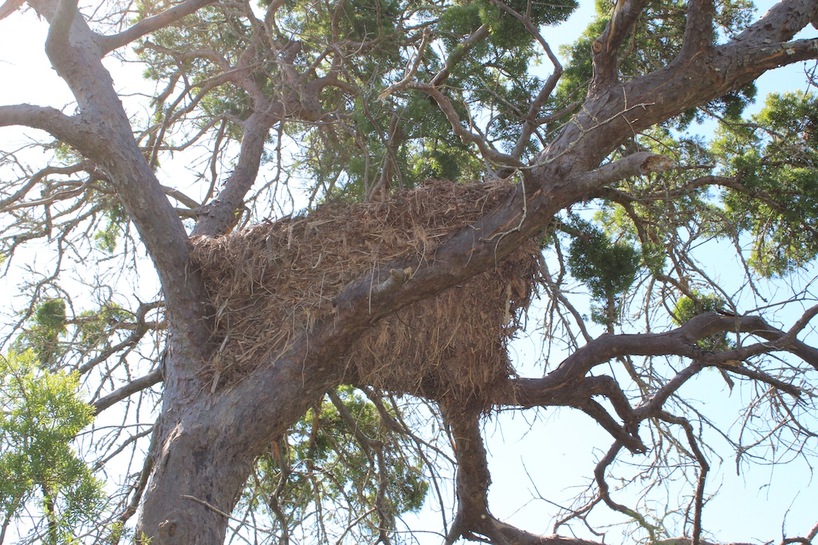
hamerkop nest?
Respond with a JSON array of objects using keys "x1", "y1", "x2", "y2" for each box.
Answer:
[{"x1": 191, "y1": 180, "x2": 544, "y2": 404}]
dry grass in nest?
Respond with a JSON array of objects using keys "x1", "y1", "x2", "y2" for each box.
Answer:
[{"x1": 191, "y1": 179, "x2": 544, "y2": 404}]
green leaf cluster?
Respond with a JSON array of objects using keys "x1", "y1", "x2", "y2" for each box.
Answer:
[
  {"x1": 439, "y1": 0, "x2": 576, "y2": 49},
  {"x1": 0, "y1": 350, "x2": 103, "y2": 545},
  {"x1": 715, "y1": 92, "x2": 818, "y2": 276},
  {"x1": 568, "y1": 218, "x2": 640, "y2": 299},
  {"x1": 76, "y1": 303, "x2": 130, "y2": 350},
  {"x1": 567, "y1": 217, "x2": 640, "y2": 325},
  {"x1": 17, "y1": 299, "x2": 67, "y2": 368},
  {"x1": 93, "y1": 203, "x2": 128, "y2": 254}
]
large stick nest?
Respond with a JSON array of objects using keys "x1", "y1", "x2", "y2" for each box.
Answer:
[{"x1": 191, "y1": 180, "x2": 544, "y2": 405}]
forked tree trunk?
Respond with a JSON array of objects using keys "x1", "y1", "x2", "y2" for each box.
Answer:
[{"x1": 137, "y1": 332, "x2": 342, "y2": 544}]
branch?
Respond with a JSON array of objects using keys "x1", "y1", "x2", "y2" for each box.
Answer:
[
  {"x1": 491, "y1": 524, "x2": 605, "y2": 545},
  {"x1": 679, "y1": 0, "x2": 716, "y2": 58},
  {"x1": 0, "y1": 0, "x2": 23, "y2": 20},
  {"x1": 44, "y1": 0, "x2": 78, "y2": 60},
  {"x1": 192, "y1": 109, "x2": 281, "y2": 237},
  {"x1": 96, "y1": 0, "x2": 217, "y2": 54},
  {"x1": 578, "y1": 398, "x2": 646, "y2": 453},
  {"x1": 732, "y1": 0, "x2": 818, "y2": 47},
  {"x1": 27, "y1": 0, "x2": 215, "y2": 394},
  {"x1": 0, "y1": 105, "x2": 84, "y2": 143},
  {"x1": 581, "y1": 152, "x2": 675, "y2": 190},
  {"x1": 501, "y1": 312, "x2": 814, "y2": 412},
  {"x1": 485, "y1": 0, "x2": 565, "y2": 161},
  {"x1": 377, "y1": 28, "x2": 431, "y2": 100},
  {"x1": 429, "y1": 23, "x2": 490, "y2": 88},
  {"x1": 93, "y1": 369, "x2": 163, "y2": 414},
  {"x1": 658, "y1": 412, "x2": 710, "y2": 545},
  {"x1": 537, "y1": 0, "x2": 818, "y2": 175},
  {"x1": 594, "y1": 441, "x2": 660, "y2": 539},
  {"x1": 0, "y1": 161, "x2": 90, "y2": 210},
  {"x1": 591, "y1": 0, "x2": 649, "y2": 91},
  {"x1": 410, "y1": 82, "x2": 524, "y2": 170}
]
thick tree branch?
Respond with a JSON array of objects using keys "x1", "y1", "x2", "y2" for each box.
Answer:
[
  {"x1": 591, "y1": 0, "x2": 649, "y2": 91},
  {"x1": 26, "y1": 0, "x2": 214, "y2": 401},
  {"x1": 192, "y1": 109, "x2": 279, "y2": 237},
  {"x1": 679, "y1": 0, "x2": 716, "y2": 58},
  {"x1": 501, "y1": 312, "x2": 814, "y2": 413},
  {"x1": 0, "y1": 105, "x2": 84, "y2": 142},
  {"x1": 44, "y1": 0, "x2": 78, "y2": 58},
  {"x1": 581, "y1": 152, "x2": 675, "y2": 189},
  {"x1": 540, "y1": 0, "x2": 818, "y2": 180},
  {"x1": 95, "y1": 0, "x2": 217, "y2": 55}
]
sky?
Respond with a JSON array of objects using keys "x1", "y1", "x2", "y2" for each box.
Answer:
[{"x1": 1, "y1": 1, "x2": 818, "y2": 544}]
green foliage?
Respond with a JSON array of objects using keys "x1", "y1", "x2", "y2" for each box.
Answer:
[
  {"x1": 568, "y1": 218, "x2": 641, "y2": 300},
  {"x1": 17, "y1": 299, "x2": 67, "y2": 367},
  {"x1": 245, "y1": 387, "x2": 427, "y2": 539},
  {"x1": 93, "y1": 204, "x2": 128, "y2": 254},
  {"x1": 439, "y1": 0, "x2": 576, "y2": 50},
  {"x1": 35, "y1": 299, "x2": 67, "y2": 332},
  {"x1": 715, "y1": 92, "x2": 818, "y2": 276},
  {"x1": 137, "y1": 0, "x2": 579, "y2": 201},
  {"x1": 567, "y1": 217, "x2": 640, "y2": 326},
  {"x1": 77, "y1": 303, "x2": 130, "y2": 350},
  {"x1": 0, "y1": 350, "x2": 104, "y2": 544},
  {"x1": 671, "y1": 291, "x2": 724, "y2": 325}
]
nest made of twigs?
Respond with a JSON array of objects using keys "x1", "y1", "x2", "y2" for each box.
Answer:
[{"x1": 190, "y1": 179, "x2": 543, "y2": 404}]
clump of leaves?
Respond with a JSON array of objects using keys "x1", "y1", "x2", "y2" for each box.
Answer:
[
  {"x1": 76, "y1": 303, "x2": 130, "y2": 350},
  {"x1": 715, "y1": 92, "x2": 818, "y2": 276},
  {"x1": 18, "y1": 299, "x2": 67, "y2": 367},
  {"x1": 567, "y1": 217, "x2": 641, "y2": 326},
  {"x1": 0, "y1": 350, "x2": 104, "y2": 545},
  {"x1": 93, "y1": 203, "x2": 128, "y2": 254}
]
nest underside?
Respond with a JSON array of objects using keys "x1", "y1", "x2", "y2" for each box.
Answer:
[{"x1": 191, "y1": 180, "x2": 544, "y2": 404}]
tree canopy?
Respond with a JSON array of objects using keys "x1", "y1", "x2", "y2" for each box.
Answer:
[{"x1": 1, "y1": 0, "x2": 818, "y2": 544}]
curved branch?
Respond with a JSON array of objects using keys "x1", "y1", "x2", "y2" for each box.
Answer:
[
  {"x1": 594, "y1": 441, "x2": 659, "y2": 539},
  {"x1": 192, "y1": 110, "x2": 280, "y2": 237},
  {"x1": 0, "y1": 161, "x2": 90, "y2": 210},
  {"x1": 429, "y1": 23, "x2": 490, "y2": 88},
  {"x1": 0, "y1": 105, "x2": 84, "y2": 143},
  {"x1": 658, "y1": 412, "x2": 710, "y2": 545},
  {"x1": 44, "y1": 0, "x2": 78, "y2": 59},
  {"x1": 591, "y1": 0, "x2": 649, "y2": 91},
  {"x1": 410, "y1": 82, "x2": 524, "y2": 171},
  {"x1": 96, "y1": 0, "x2": 217, "y2": 55}
]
